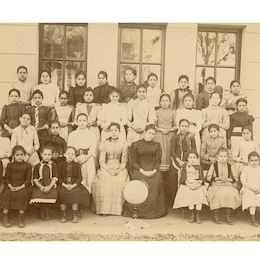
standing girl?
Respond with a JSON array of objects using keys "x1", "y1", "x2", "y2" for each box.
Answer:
[
  {"x1": 74, "y1": 88, "x2": 102, "y2": 167},
  {"x1": 201, "y1": 92, "x2": 230, "y2": 145},
  {"x1": 170, "y1": 75, "x2": 192, "y2": 110},
  {"x1": 11, "y1": 113, "x2": 40, "y2": 168},
  {"x1": 175, "y1": 93, "x2": 203, "y2": 153},
  {"x1": 29, "y1": 147, "x2": 58, "y2": 221},
  {"x1": 34, "y1": 70, "x2": 60, "y2": 107},
  {"x1": 1, "y1": 89, "x2": 26, "y2": 137},
  {"x1": 1, "y1": 146, "x2": 32, "y2": 228},
  {"x1": 101, "y1": 89, "x2": 127, "y2": 141},
  {"x1": 173, "y1": 150, "x2": 208, "y2": 224},
  {"x1": 127, "y1": 85, "x2": 156, "y2": 145},
  {"x1": 68, "y1": 113, "x2": 96, "y2": 194},
  {"x1": 52, "y1": 91, "x2": 74, "y2": 143}
]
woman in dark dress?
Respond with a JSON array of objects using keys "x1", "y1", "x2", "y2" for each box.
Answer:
[
  {"x1": 123, "y1": 124, "x2": 167, "y2": 219},
  {"x1": 1, "y1": 146, "x2": 32, "y2": 228}
]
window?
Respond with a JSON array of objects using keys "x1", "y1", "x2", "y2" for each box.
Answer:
[
  {"x1": 39, "y1": 24, "x2": 88, "y2": 91},
  {"x1": 118, "y1": 24, "x2": 165, "y2": 88},
  {"x1": 196, "y1": 27, "x2": 241, "y2": 94}
]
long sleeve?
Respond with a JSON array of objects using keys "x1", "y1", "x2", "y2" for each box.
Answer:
[
  {"x1": 170, "y1": 135, "x2": 179, "y2": 160},
  {"x1": 148, "y1": 102, "x2": 156, "y2": 124},
  {"x1": 61, "y1": 138, "x2": 67, "y2": 154},
  {"x1": 206, "y1": 164, "x2": 215, "y2": 183},
  {"x1": 96, "y1": 104, "x2": 103, "y2": 126},
  {"x1": 51, "y1": 108, "x2": 58, "y2": 121},
  {"x1": 33, "y1": 164, "x2": 40, "y2": 180},
  {"x1": 191, "y1": 136, "x2": 197, "y2": 152},
  {"x1": 120, "y1": 142, "x2": 128, "y2": 169},
  {"x1": 232, "y1": 142, "x2": 241, "y2": 162},
  {"x1": 32, "y1": 127, "x2": 40, "y2": 151},
  {"x1": 99, "y1": 141, "x2": 108, "y2": 170},
  {"x1": 195, "y1": 110, "x2": 203, "y2": 133},
  {"x1": 10, "y1": 128, "x2": 19, "y2": 149},
  {"x1": 179, "y1": 164, "x2": 187, "y2": 185},
  {"x1": 127, "y1": 99, "x2": 133, "y2": 122},
  {"x1": 24, "y1": 163, "x2": 32, "y2": 187},
  {"x1": 153, "y1": 143, "x2": 162, "y2": 171},
  {"x1": 88, "y1": 132, "x2": 97, "y2": 157},
  {"x1": 230, "y1": 164, "x2": 238, "y2": 182},
  {"x1": 202, "y1": 108, "x2": 210, "y2": 128},
  {"x1": 196, "y1": 93, "x2": 204, "y2": 110},
  {"x1": 120, "y1": 104, "x2": 127, "y2": 126},
  {"x1": 46, "y1": 107, "x2": 52, "y2": 127},
  {"x1": 199, "y1": 165, "x2": 205, "y2": 184},
  {"x1": 240, "y1": 167, "x2": 247, "y2": 186},
  {"x1": 1, "y1": 105, "x2": 7, "y2": 125},
  {"x1": 227, "y1": 114, "x2": 233, "y2": 140},
  {"x1": 68, "y1": 87, "x2": 75, "y2": 106},
  {"x1": 5, "y1": 163, "x2": 11, "y2": 185},
  {"x1": 219, "y1": 109, "x2": 230, "y2": 130},
  {"x1": 256, "y1": 142, "x2": 260, "y2": 155},
  {"x1": 0, "y1": 161, "x2": 3, "y2": 183},
  {"x1": 75, "y1": 163, "x2": 82, "y2": 186},
  {"x1": 169, "y1": 90, "x2": 176, "y2": 110},
  {"x1": 200, "y1": 139, "x2": 209, "y2": 161},
  {"x1": 52, "y1": 162, "x2": 58, "y2": 180},
  {"x1": 54, "y1": 87, "x2": 60, "y2": 105},
  {"x1": 4, "y1": 138, "x2": 11, "y2": 158},
  {"x1": 129, "y1": 142, "x2": 141, "y2": 171},
  {"x1": 74, "y1": 104, "x2": 80, "y2": 125}
]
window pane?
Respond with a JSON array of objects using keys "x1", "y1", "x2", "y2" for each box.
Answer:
[
  {"x1": 196, "y1": 67, "x2": 214, "y2": 93},
  {"x1": 142, "y1": 29, "x2": 162, "y2": 63},
  {"x1": 217, "y1": 68, "x2": 235, "y2": 93},
  {"x1": 42, "y1": 61, "x2": 62, "y2": 89},
  {"x1": 141, "y1": 65, "x2": 161, "y2": 88},
  {"x1": 43, "y1": 25, "x2": 64, "y2": 59},
  {"x1": 64, "y1": 61, "x2": 85, "y2": 92},
  {"x1": 66, "y1": 26, "x2": 85, "y2": 59},
  {"x1": 121, "y1": 28, "x2": 140, "y2": 62},
  {"x1": 197, "y1": 32, "x2": 216, "y2": 65},
  {"x1": 217, "y1": 33, "x2": 236, "y2": 66},
  {"x1": 119, "y1": 64, "x2": 139, "y2": 86}
]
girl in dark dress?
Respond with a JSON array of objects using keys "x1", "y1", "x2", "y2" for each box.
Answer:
[
  {"x1": 29, "y1": 147, "x2": 58, "y2": 221},
  {"x1": 123, "y1": 124, "x2": 167, "y2": 219},
  {"x1": 58, "y1": 147, "x2": 90, "y2": 223},
  {"x1": 1, "y1": 89, "x2": 26, "y2": 137},
  {"x1": 1, "y1": 146, "x2": 32, "y2": 228}
]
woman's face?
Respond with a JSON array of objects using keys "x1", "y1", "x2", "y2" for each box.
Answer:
[
  {"x1": 210, "y1": 93, "x2": 221, "y2": 106},
  {"x1": 98, "y1": 74, "x2": 107, "y2": 86},
  {"x1": 183, "y1": 97, "x2": 193, "y2": 109},
  {"x1": 137, "y1": 87, "x2": 146, "y2": 100},
  {"x1": 110, "y1": 125, "x2": 120, "y2": 139},
  {"x1": 178, "y1": 78, "x2": 188, "y2": 89},
  {"x1": 41, "y1": 72, "x2": 51, "y2": 84},
  {"x1": 144, "y1": 129, "x2": 155, "y2": 141},
  {"x1": 148, "y1": 76, "x2": 158, "y2": 88},
  {"x1": 205, "y1": 79, "x2": 215, "y2": 93},
  {"x1": 230, "y1": 82, "x2": 241, "y2": 94},
  {"x1": 83, "y1": 91, "x2": 94, "y2": 103},
  {"x1": 9, "y1": 91, "x2": 20, "y2": 103},
  {"x1": 76, "y1": 74, "x2": 86, "y2": 87}
]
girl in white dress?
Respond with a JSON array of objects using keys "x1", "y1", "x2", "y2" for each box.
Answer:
[
  {"x1": 240, "y1": 152, "x2": 260, "y2": 227},
  {"x1": 68, "y1": 113, "x2": 96, "y2": 194},
  {"x1": 101, "y1": 89, "x2": 127, "y2": 141}
]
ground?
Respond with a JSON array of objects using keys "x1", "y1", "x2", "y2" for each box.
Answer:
[{"x1": 1, "y1": 206, "x2": 260, "y2": 241}]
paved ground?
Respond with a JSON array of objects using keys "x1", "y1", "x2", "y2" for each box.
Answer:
[{"x1": 1, "y1": 206, "x2": 260, "y2": 240}]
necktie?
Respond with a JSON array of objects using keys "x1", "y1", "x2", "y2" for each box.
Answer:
[
  {"x1": 86, "y1": 103, "x2": 92, "y2": 114},
  {"x1": 35, "y1": 106, "x2": 39, "y2": 128}
]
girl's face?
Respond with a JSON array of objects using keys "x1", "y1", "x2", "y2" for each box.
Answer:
[
  {"x1": 59, "y1": 94, "x2": 68, "y2": 106},
  {"x1": 50, "y1": 123, "x2": 60, "y2": 136},
  {"x1": 137, "y1": 87, "x2": 146, "y2": 100},
  {"x1": 83, "y1": 91, "x2": 94, "y2": 103},
  {"x1": 209, "y1": 128, "x2": 219, "y2": 139},
  {"x1": 178, "y1": 78, "x2": 188, "y2": 89},
  {"x1": 41, "y1": 149, "x2": 52, "y2": 162},
  {"x1": 77, "y1": 115, "x2": 88, "y2": 129},
  {"x1": 188, "y1": 153, "x2": 197, "y2": 165},
  {"x1": 210, "y1": 93, "x2": 221, "y2": 106},
  {"x1": 237, "y1": 102, "x2": 247, "y2": 113},
  {"x1": 242, "y1": 129, "x2": 252, "y2": 141},
  {"x1": 33, "y1": 93, "x2": 43, "y2": 106},
  {"x1": 205, "y1": 79, "x2": 215, "y2": 93},
  {"x1": 20, "y1": 114, "x2": 31, "y2": 127},
  {"x1": 160, "y1": 96, "x2": 170, "y2": 109},
  {"x1": 9, "y1": 91, "x2": 20, "y2": 103},
  {"x1": 183, "y1": 97, "x2": 193, "y2": 109},
  {"x1": 98, "y1": 74, "x2": 107, "y2": 86},
  {"x1": 76, "y1": 74, "x2": 86, "y2": 87},
  {"x1": 14, "y1": 150, "x2": 25, "y2": 162},
  {"x1": 217, "y1": 151, "x2": 228, "y2": 164},
  {"x1": 41, "y1": 72, "x2": 51, "y2": 84},
  {"x1": 249, "y1": 156, "x2": 259, "y2": 168},
  {"x1": 110, "y1": 92, "x2": 120, "y2": 103},
  {"x1": 144, "y1": 129, "x2": 156, "y2": 142},
  {"x1": 110, "y1": 125, "x2": 120, "y2": 139},
  {"x1": 65, "y1": 148, "x2": 76, "y2": 163},
  {"x1": 230, "y1": 82, "x2": 241, "y2": 94},
  {"x1": 148, "y1": 76, "x2": 158, "y2": 88},
  {"x1": 17, "y1": 68, "x2": 28, "y2": 82},
  {"x1": 179, "y1": 121, "x2": 189, "y2": 134},
  {"x1": 125, "y1": 70, "x2": 136, "y2": 83}
]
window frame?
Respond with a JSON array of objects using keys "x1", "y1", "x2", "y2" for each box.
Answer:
[
  {"x1": 39, "y1": 23, "x2": 88, "y2": 90},
  {"x1": 118, "y1": 23, "x2": 166, "y2": 89}
]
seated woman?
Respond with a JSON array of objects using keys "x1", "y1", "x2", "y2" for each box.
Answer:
[
  {"x1": 123, "y1": 124, "x2": 167, "y2": 219},
  {"x1": 92, "y1": 122, "x2": 129, "y2": 216}
]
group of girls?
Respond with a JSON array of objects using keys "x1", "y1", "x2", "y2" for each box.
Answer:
[{"x1": 0, "y1": 65, "x2": 259, "y2": 228}]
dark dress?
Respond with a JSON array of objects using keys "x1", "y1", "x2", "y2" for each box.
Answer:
[
  {"x1": 1, "y1": 161, "x2": 32, "y2": 210},
  {"x1": 123, "y1": 139, "x2": 167, "y2": 219},
  {"x1": 68, "y1": 84, "x2": 87, "y2": 106},
  {"x1": 57, "y1": 161, "x2": 90, "y2": 206},
  {"x1": 29, "y1": 161, "x2": 58, "y2": 204},
  {"x1": 41, "y1": 134, "x2": 67, "y2": 168},
  {"x1": 93, "y1": 84, "x2": 115, "y2": 104},
  {"x1": 25, "y1": 105, "x2": 51, "y2": 147},
  {"x1": 0, "y1": 103, "x2": 26, "y2": 137},
  {"x1": 119, "y1": 82, "x2": 137, "y2": 103}
]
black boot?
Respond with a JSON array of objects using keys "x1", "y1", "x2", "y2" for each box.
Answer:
[
  {"x1": 3, "y1": 213, "x2": 11, "y2": 228},
  {"x1": 213, "y1": 209, "x2": 222, "y2": 224},
  {"x1": 60, "y1": 210, "x2": 67, "y2": 223},
  {"x1": 251, "y1": 215, "x2": 258, "y2": 227},
  {"x1": 77, "y1": 208, "x2": 82, "y2": 218},
  {"x1": 225, "y1": 208, "x2": 234, "y2": 225},
  {"x1": 72, "y1": 210, "x2": 78, "y2": 223},
  {"x1": 18, "y1": 213, "x2": 25, "y2": 228},
  {"x1": 180, "y1": 208, "x2": 185, "y2": 219},
  {"x1": 44, "y1": 208, "x2": 50, "y2": 221},
  {"x1": 196, "y1": 210, "x2": 201, "y2": 224},
  {"x1": 189, "y1": 209, "x2": 195, "y2": 223}
]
